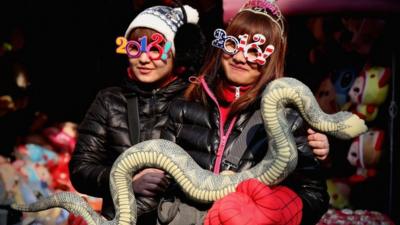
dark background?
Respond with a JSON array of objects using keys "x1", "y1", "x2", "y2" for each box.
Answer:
[
  {"x1": 2, "y1": 0, "x2": 140, "y2": 122},
  {"x1": 1, "y1": 0, "x2": 224, "y2": 123},
  {"x1": 1, "y1": 0, "x2": 399, "y2": 223}
]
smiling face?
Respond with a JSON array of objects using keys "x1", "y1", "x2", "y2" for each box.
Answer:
[
  {"x1": 221, "y1": 50, "x2": 261, "y2": 86},
  {"x1": 128, "y1": 28, "x2": 174, "y2": 84},
  {"x1": 216, "y1": 11, "x2": 286, "y2": 88},
  {"x1": 129, "y1": 51, "x2": 173, "y2": 84}
]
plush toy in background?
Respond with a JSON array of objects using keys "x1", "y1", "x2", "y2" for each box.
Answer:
[
  {"x1": 346, "y1": 66, "x2": 391, "y2": 122},
  {"x1": 0, "y1": 158, "x2": 21, "y2": 205},
  {"x1": 347, "y1": 129, "x2": 384, "y2": 184},
  {"x1": 331, "y1": 66, "x2": 358, "y2": 108},
  {"x1": 43, "y1": 122, "x2": 77, "y2": 153},
  {"x1": 315, "y1": 76, "x2": 340, "y2": 114},
  {"x1": 14, "y1": 144, "x2": 58, "y2": 165},
  {"x1": 23, "y1": 132, "x2": 54, "y2": 151},
  {"x1": 9, "y1": 170, "x2": 67, "y2": 225},
  {"x1": 326, "y1": 179, "x2": 351, "y2": 209},
  {"x1": 47, "y1": 152, "x2": 75, "y2": 192},
  {"x1": 318, "y1": 208, "x2": 395, "y2": 225},
  {"x1": 12, "y1": 160, "x2": 53, "y2": 198},
  {"x1": 0, "y1": 155, "x2": 69, "y2": 224}
]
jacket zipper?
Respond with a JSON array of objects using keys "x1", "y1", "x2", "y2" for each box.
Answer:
[
  {"x1": 200, "y1": 77, "x2": 238, "y2": 174},
  {"x1": 235, "y1": 86, "x2": 240, "y2": 99}
]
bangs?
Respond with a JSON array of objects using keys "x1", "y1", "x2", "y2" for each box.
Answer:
[
  {"x1": 226, "y1": 11, "x2": 282, "y2": 49},
  {"x1": 128, "y1": 27, "x2": 165, "y2": 42}
]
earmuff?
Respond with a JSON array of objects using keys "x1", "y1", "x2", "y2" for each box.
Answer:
[{"x1": 172, "y1": 0, "x2": 207, "y2": 77}]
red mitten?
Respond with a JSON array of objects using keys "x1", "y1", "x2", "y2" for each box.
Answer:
[{"x1": 204, "y1": 179, "x2": 303, "y2": 225}]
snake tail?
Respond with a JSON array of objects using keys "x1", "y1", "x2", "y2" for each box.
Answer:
[{"x1": 11, "y1": 192, "x2": 107, "y2": 225}]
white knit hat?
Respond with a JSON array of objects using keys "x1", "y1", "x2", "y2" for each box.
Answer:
[{"x1": 124, "y1": 5, "x2": 199, "y2": 53}]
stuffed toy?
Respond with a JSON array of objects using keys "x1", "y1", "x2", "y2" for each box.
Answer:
[
  {"x1": 315, "y1": 76, "x2": 340, "y2": 114},
  {"x1": 11, "y1": 174, "x2": 67, "y2": 225},
  {"x1": 43, "y1": 122, "x2": 77, "y2": 153},
  {"x1": 14, "y1": 143, "x2": 58, "y2": 165},
  {"x1": 347, "y1": 128, "x2": 384, "y2": 184},
  {"x1": 331, "y1": 66, "x2": 358, "y2": 108},
  {"x1": 326, "y1": 178, "x2": 351, "y2": 209},
  {"x1": 318, "y1": 208, "x2": 395, "y2": 225},
  {"x1": 23, "y1": 133, "x2": 54, "y2": 151},
  {"x1": 12, "y1": 160, "x2": 53, "y2": 198},
  {"x1": 0, "y1": 158, "x2": 21, "y2": 204},
  {"x1": 0, "y1": 156, "x2": 68, "y2": 224},
  {"x1": 346, "y1": 66, "x2": 391, "y2": 122},
  {"x1": 47, "y1": 152, "x2": 75, "y2": 192}
]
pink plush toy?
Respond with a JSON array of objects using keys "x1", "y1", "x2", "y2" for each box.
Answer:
[
  {"x1": 347, "y1": 129, "x2": 384, "y2": 183},
  {"x1": 43, "y1": 122, "x2": 77, "y2": 153}
]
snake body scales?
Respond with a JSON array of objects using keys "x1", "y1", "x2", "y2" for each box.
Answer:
[{"x1": 12, "y1": 77, "x2": 367, "y2": 225}]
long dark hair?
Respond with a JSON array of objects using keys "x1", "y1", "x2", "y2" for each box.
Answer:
[{"x1": 185, "y1": 10, "x2": 288, "y2": 117}]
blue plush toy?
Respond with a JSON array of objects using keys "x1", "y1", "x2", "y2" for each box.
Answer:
[{"x1": 331, "y1": 66, "x2": 358, "y2": 107}]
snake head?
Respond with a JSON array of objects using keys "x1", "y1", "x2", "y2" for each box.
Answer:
[{"x1": 338, "y1": 114, "x2": 368, "y2": 139}]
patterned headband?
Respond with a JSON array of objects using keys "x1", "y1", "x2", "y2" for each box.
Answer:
[{"x1": 239, "y1": 0, "x2": 284, "y2": 37}]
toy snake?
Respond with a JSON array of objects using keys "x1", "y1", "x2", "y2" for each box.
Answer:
[{"x1": 12, "y1": 77, "x2": 367, "y2": 225}]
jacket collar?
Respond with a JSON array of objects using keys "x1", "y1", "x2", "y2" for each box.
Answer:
[{"x1": 123, "y1": 76, "x2": 188, "y2": 98}]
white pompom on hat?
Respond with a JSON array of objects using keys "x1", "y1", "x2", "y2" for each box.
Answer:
[{"x1": 124, "y1": 5, "x2": 199, "y2": 54}]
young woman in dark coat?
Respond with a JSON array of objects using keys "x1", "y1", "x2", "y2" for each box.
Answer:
[
  {"x1": 160, "y1": 1, "x2": 330, "y2": 224},
  {"x1": 68, "y1": 4, "x2": 206, "y2": 224}
]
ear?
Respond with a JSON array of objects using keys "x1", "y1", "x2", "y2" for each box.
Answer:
[
  {"x1": 378, "y1": 67, "x2": 391, "y2": 88},
  {"x1": 374, "y1": 129, "x2": 385, "y2": 152},
  {"x1": 174, "y1": 23, "x2": 207, "y2": 77}
]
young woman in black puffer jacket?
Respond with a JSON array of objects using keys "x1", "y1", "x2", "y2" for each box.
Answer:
[
  {"x1": 159, "y1": 2, "x2": 330, "y2": 225},
  {"x1": 68, "y1": 4, "x2": 206, "y2": 224}
]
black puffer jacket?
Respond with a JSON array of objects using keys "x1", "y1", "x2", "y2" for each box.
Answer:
[
  {"x1": 161, "y1": 86, "x2": 329, "y2": 225},
  {"x1": 69, "y1": 78, "x2": 188, "y2": 219}
]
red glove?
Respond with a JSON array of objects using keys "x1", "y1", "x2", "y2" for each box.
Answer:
[
  {"x1": 68, "y1": 213, "x2": 87, "y2": 225},
  {"x1": 204, "y1": 179, "x2": 303, "y2": 225}
]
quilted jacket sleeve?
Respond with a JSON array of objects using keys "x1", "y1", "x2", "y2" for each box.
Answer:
[
  {"x1": 283, "y1": 109, "x2": 330, "y2": 225},
  {"x1": 160, "y1": 99, "x2": 185, "y2": 143},
  {"x1": 69, "y1": 90, "x2": 112, "y2": 198}
]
